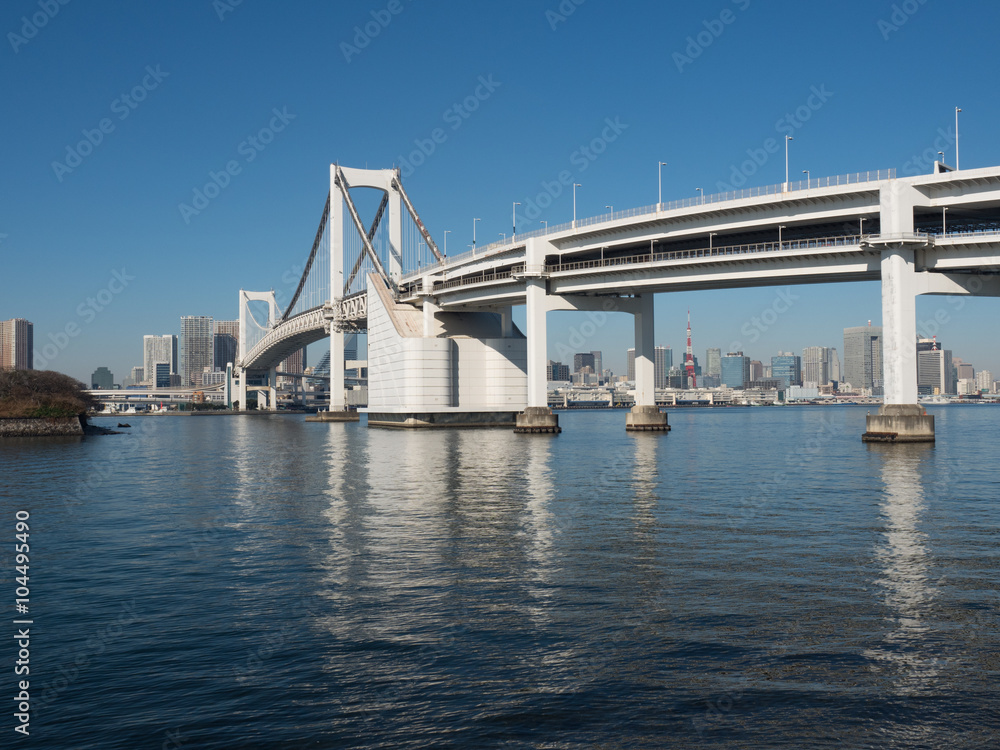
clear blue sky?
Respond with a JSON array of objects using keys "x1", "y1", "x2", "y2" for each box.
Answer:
[{"x1": 3, "y1": 0, "x2": 999, "y2": 383}]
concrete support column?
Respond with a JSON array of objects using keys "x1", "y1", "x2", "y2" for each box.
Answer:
[
  {"x1": 423, "y1": 299, "x2": 440, "y2": 338},
  {"x1": 880, "y1": 247, "x2": 918, "y2": 405},
  {"x1": 237, "y1": 368, "x2": 246, "y2": 411},
  {"x1": 524, "y1": 278, "x2": 548, "y2": 409},
  {"x1": 515, "y1": 237, "x2": 559, "y2": 433},
  {"x1": 863, "y1": 182, "x2": 934, "y2": 442},
  {"x1": 633, "y1": 294, "x2": 655, "y2": 407},
  {"x1": 268, "y1": 368, "x2": 278, "y2": 412},
  {"x1": 329, "y1": 328, "x2": 346, "y2": 410},
  {"x1": 627, "y1": 293, "x2": 669, "y2": 432}
]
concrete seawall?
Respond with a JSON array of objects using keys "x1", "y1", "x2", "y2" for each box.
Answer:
[{"x1": 0, "y1": 416, "x2": 85, "y2": 437}]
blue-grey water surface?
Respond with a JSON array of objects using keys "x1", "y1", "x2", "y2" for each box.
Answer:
[{"x1": 1, "y1": 405, "x2": 998, "y2": 749}]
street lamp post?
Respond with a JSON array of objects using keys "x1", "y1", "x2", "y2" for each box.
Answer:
[
  {"x1": 860, "y1": 216, "x2": 866, "y2": 237},
  {"x1": 443, "y1": 229, "x2": 450, "y2": 257},
  {"x1": 418, "y1": 240, "x2": 425, "y2": 268},
  {"x1": 785, "y1": 136, "x2": 793, "y2": 190},
  {"x1": 573, "y1": 183, "x2": 581, "y2": 228},
  {"x1": 658, "y1": 161, "x2": 667, "y2": 208},
  {"x1": 778, "y1": 224, "x2": 786, "y2": 248},
  {"x1": 472, "y1": 217, "x2": 481, "y2": 253},
  {"x1": 605, "y1": 205, "x2": 613, "y2": 220},
  {"x1": 955, "y1": 107, "x2": 962, "y2": 169},
  {"x1": 541, "y1": 220, "x2": 547, "y2": 231},
  {"x1": 943, "y1": 206, "x2": 948, "y2": 235},
  {"x1": 696, "y1": 187, "x2": 703, "y2": 203},
  {"x1": 802, "y1": 170, "x2": 810, "y2": 187},
  {"x1": 709, "y1": 232, "x2": 717, "y2": 251},
  {"x1": 512, "y1": 201, "x2": 520, "y2": 241}
]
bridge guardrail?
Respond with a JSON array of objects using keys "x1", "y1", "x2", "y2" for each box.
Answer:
[{"x1": 407, "y1": 169, "x2": 895, "y2": 277}]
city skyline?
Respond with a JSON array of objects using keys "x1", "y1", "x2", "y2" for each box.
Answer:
[{"x1": 3, "y1": 2, "x2": 999, "y2": 383}]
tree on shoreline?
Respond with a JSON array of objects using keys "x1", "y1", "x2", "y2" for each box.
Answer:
[{"x1": 0, "y1": 370, "x2": 98, "y2": 418}]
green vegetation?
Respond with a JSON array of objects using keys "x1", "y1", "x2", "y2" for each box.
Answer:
[{"x1": 0, "y1": 370, "x2": 98, "y2": 418}]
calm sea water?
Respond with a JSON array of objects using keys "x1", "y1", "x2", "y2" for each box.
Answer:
[{"x1": 1, "y1": 406, "x2": 997, "y2": 749}]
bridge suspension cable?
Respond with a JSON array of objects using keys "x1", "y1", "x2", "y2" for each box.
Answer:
[{"x1": 282, "y1": 192, "x2": 331, "y2": 322}]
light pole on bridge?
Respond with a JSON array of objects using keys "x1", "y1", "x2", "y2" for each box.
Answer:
[
  {"x1": 709, "y1": 232, "x2": 716, "y2": 251},
  {"x1": 658, "y1": 161, "x2": 667, "y2": 209},
  {"x1": 541, "y1": 220, "x2": 547, "y2": 231},
  {"x1": 573, "y1": 183, "x2": 581, "y2": 228},
  {"x1": 942, "y1": 206, "x2": 948, "y2": 235},
  {"x1": 605, "y1": 205, "x2": 613, "y2": 220},
  {"x1": 696, "y1": 187, "x2": 703, "y2": 204},
  {"x1": 955, "y1": 107, "x2": 962, "y2": 170},
  {"x1": 472, "y1": 217, "x2": 481, "y2": 254},
  {"x1": 784, "y1": 136, "x2": 793, "y2": 191},
  {"x1": 512, "y1": 201, "x2": 520, "y2": 241},
  {"x1": 443, "y1": 229, "x2": 450, "y2": 257},
  {"x1": 802, "y1": 170, "x2": 810, "y2": 188}
]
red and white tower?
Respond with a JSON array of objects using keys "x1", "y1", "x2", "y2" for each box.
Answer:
[{"x1": 685, "y1": 309, "x2": 697, "y2": 389}]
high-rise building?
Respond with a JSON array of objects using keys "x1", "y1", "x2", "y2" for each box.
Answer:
[
  {"x1": 91, "y1": 366, "x2": 114, "y2": 389},
  {"x1": 976, "y1": 369, "x2": 993, "y2": 393},
  {"x1": 143, "y1": 335, "x2": 178, "y2": 384},
  {"x1": 214, "y1": 320, "x2": 239, "y2": 370},
  {"x1": 573, "y1": 352, "x2": 596, "y2": 373},
  {"x1": 829, "y1": 348, "x2": 841, "y2": 383},
  {"x1": 917, "y1": 344, "x2": 953, "y2": 395},
  {"x1": 278, "y1": 348, "x2": 307, "y2": 386},
  {"x1": 956, "y1": 362, "x2": 975, "y2": 381},
  {"x1": 802, "y1": 346, "x2": 833, "y2": 386},
  {"x1": 843, "y1": 324, "x2": 883, "y2": 394},
  {"x1": 0, "y1": 318, "x2": 33, "y2": 370},
  {"x1": 626, "y1": 348, "x2": 635, "y2": 382},
  {"x1": 547, "y1": 360, "x2": 570, "y2": 381},
  {"x1": 123, "y1": 366, "x2": 144, "y2": 387},
  {"x1": 705, "y1": 348, "x2": 721, "y2": 378},
  {"x1": 749, "y1": 360, "x2": 763, "y2": 382},
  {"x1": 154, "y1": 362, "x2": 173, "y2": 388},
  {"x1": 590, "y1": 351, "x2": 603, "y2": 383},
  {"x1": 771, "y1": 352, "x2": 802, "y2": 389},
  {"x1": 180, "y1": 317, "x2": 214, "y2": 386},
  {"x1": 654, "y1": 346, "x2": 670, "y2": 389},
  {"x1": 721, "y1": 352, "x2": 750, "y2": 388}
]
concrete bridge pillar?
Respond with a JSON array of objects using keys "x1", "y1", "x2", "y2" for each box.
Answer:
[
  {"x1": 864, "y1": 182, "x2": 933, "y2": 442},
  {"x1": 515, "y1": 238, "x2": 560, "y2": 433},
  {"x1": 627, "y1": 294, "x2": 669, "y2": 432}
]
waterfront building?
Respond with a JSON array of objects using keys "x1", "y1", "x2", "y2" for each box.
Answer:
[
  {"x1": 626, "y1": 348, "x2": 635, "y2": 382},
  {"x1": 214, "y1": 320, "x2": 239, "y2": 370},
  {"x1": 917, "y1": 346, "x2": 954, "y2": 395},
  {"x1": 654, "y1": 346, "x2": 670, "y2": 389},
  {"x1": 771, "y1": 352, "x2": 802, "y2": 389},
  {"x1": 0, "y1": 318, "x2": 33, "y2": 370},
  {"x1": 956, "y1": 362, "x2": 975, "y2": 381},
  {"x1": 975, "y1": 370, "x2": 993, "y2": 393},
  {"x1": 91, "y1": 366, "x2": 114, "y2": 389},
  {"x1": 721, "y1": 352, "x2": 750, "y2": 388},
  {"x1": 749, "y1": 360, "x2": 763, "y2": 382},
  {"x1": 180, "y1": 317, "x2": 214, "y2": 386},
  {"x1": 547, "y1": 360, "x2": 570, "y2": 381},
  {"x1": 829, "y1": 348, "x2": 841, "y2": 383},
  {"x1": 573, "y1": 352, "x2": 596, "y2": 373},
  {"x1": 143, "y1": 335, "x2": 178, "y2": 384},
  {"x1": 591, "y1": 351, "x2": 603, "y2": 383},
  {"x1": 843, "y1": 324, "x2": 883, "y2": 395},
  {"x1": 154, "y1": 362, "x2": 172, "y2": 388},
  {"x1": 802, "y1": 346, "x2": 833, "y2": 385},
  {"x1": 705, "y1": 348, "x2": 721, "y2": 378}
]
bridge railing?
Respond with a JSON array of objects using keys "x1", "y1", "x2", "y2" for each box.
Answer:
[
  {"x1": 429, "y1": 234, "x2": 866, "y2": 294},
  {"x1": 549, "y1": 234, "x2": 865, "y2": 272},
  {"x1": 407, "y1": 169, "x2": 896, "y2": 278}
]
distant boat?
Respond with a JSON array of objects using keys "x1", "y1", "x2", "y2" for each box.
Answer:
[{"x1": 920, "y1": 395, "x2": 951, "y2": 404}]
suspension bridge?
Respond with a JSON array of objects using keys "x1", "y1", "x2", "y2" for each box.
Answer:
[{"x1": 232, "y1": 161, "x2": 1000, "y2": 439}]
